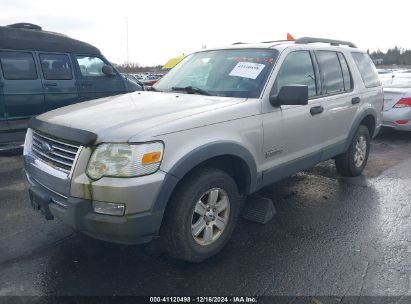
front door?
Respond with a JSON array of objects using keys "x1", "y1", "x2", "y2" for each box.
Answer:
[
  {"x1": 74, "y1": 55, "x2": 126, "y2": 102},
  {"x1": 262, "y1": 50, "x2": 325, "y2": 184},
  {"x1": 0, "y1": 50, "x2": 45, "y2": 138},
  {"x1": 38, "y1": 52, "x2": 79, "y2": 111}
]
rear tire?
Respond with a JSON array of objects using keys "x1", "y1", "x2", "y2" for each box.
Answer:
[
  {"x1": 335, "y1": 125, "x2": 370, "y2": 177},
  {"x1": 161, "y1": 167, "x2": 243, "y2": 262}
]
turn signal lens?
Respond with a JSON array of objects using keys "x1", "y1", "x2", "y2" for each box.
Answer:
[
  {"x1": 93, "y1": 201, "x2": 125, "y2": 216},
  {"x1": 394, "y1": 98, "x2": 411, "y2": 108},
  {"x1": 142, "y1": 152, "x2": 162, "y2": 165}
]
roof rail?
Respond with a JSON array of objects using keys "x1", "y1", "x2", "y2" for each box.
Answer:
[
  {"x1": 7, "y1": 23, "x2": 42, "y2": 31},
  {"x1": 260, "y1": 39, "x2": 291, "y2": 44},
  {"x1": 232, "y1": 39, "x2": 294, "y2": 45},
  {"x1": 295, "y1": 37, "x2": 357, "y2": 48}
]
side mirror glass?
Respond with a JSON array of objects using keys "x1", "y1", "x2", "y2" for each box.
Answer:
[
  {"x1": 102, "y1": 65, "x2": 116, "y2": 77},
  {"x1": 269, "y1": 85, "x2": 309, "y2": 107}
]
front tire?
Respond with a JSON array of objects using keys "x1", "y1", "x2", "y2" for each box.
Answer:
[
  {"x1": 335, "y1": 125, "x2": 371, "y2": 177},
  {"x1": 161, "y1": 167, "x2": 243, "y2": 262}
]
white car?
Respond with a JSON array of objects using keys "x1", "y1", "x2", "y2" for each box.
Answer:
[{"x1": 380, "y1": 72, "x2": 411, "y2": 131}]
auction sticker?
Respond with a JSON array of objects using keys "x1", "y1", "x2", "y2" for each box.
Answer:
[{"x1": 229, "y1": 62, "x2": 265, "y2": 79}]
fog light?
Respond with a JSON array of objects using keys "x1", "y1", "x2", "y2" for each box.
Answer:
[{"x1": 93, "y1": 201, "x2": 125, "y2": 216}]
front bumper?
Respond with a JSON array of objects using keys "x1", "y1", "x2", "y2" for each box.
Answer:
[
  {"x1": 382, "y1": 108, "x2": 411, "y2": 131},
  {"x1": 23, "y1": 169, "x2": 164, "y2": 244}
]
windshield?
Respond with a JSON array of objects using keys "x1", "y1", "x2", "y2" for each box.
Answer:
[
  {"x1": 380, "y1": 74, "x2": 411, "y2": 88},
  {"x1": 154, "y1": 49, "x2": 279, "y2": 98}
]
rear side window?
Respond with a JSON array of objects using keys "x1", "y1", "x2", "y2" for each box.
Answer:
[
  {"x1": 39, "y1": 54, "x2": 73, "y2": 80},
  {"x1": 272, "y1": 51, "x2": 317, "y2": 98},
  {"x1": 76, "y1": 56, "x2": 106, "y2": 77},
  {"x1": 0, "y1": 51, "x2": 37, "y2": 80},
  {"x1": 316, "y1": 51, "x2": 345, "y2": 94},
  {"x1": 337, "y1": 53, "x2": 353, "y2": 91},
  {"x1": 351, "y1": 52, "x2": 381, "y2": 88}
]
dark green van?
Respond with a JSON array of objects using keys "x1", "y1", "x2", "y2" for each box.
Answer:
[{"x1": 0, "y1": 23, "x2": 142, "y2": 150}]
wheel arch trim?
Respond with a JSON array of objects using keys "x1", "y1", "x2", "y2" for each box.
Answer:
[
  {"x1": 345, "y1": 108, "x2": 378, "y2": 151},
  {"x1": 151, "y1": 141, "x2": 259, "y2": 214}
]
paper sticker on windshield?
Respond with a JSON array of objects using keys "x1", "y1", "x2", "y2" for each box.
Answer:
[{"x1": 229, "y1": 62, "x2": 265, "y2": 79}]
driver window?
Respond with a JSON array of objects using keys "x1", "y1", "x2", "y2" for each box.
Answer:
[
  {"x1": 271, "y1": 51, "x2": 317, "y2": 98},
  {"x1": 76, "y1": 56, "x2": 106, "y2": 77}
]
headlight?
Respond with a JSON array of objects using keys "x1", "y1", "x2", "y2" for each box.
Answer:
[{"x1": 87, "y1": 142, "x2": 164, "y2": 180}]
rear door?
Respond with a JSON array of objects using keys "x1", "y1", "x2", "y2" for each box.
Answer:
[
  {"x1": 73, "y1": 54, "x2": 126, "y2": 101},
  {"x1": 315, "y1": 50, "x2": 358, "y2": 158},
  {"x1": 38, "y1": 52, "x2": 79, "y2": 111},
  {"x1": 0, "y1": 50, "x2": 45, "y2": 132}
]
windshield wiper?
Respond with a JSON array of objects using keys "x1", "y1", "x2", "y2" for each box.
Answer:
[{"x1": 171, "y1": 86, "x2": 211, "y2": 96}]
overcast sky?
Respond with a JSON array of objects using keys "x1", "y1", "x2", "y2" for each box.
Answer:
[{"x1": 1, "y1": 0, "x2": 410, "y2": 66}]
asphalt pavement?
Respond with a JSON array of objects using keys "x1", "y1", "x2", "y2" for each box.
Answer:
[{"x1": 0, "y1": 128, "x2": 410, "y2": 299}]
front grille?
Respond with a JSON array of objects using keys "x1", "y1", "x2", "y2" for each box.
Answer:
[{"x1": 31, "y1": 130, "x2": 80, "y2": 174}]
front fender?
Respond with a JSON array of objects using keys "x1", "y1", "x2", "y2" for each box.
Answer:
[{"x1": 151, "y1": 141, "x2": 259, "y2": 214}]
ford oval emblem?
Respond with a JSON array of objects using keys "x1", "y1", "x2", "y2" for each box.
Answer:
[{"x1": 41, "y1": 142, "x2": 53, "y2": 154}]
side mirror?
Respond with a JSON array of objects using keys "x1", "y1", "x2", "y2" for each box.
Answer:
[
  {"x1": 269, "y1": 85, "x2": 309, "y2": 107},
  {"x1": 102, "y1": 65, "x2": 116, "y2": 77}
]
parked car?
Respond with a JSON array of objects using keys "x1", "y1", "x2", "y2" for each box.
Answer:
[
  {"x1": 0, "y1": 23, "x2": 142, "y2": 150},
  {"x1": 141, "y1": 74, "x2": 162, "y2": 86},
  {"x1": 377, "y1": 68, "x2": 393, "y2": 75},
  {"x1": 379, "y1": 72, "x2": 411, "y2": 131},
  {"x1": 133, "y1": 74, "x2": 145, "y2": 80},
  {"x1": 23, "y1": 37, "x2": 382, "y2": 262}
]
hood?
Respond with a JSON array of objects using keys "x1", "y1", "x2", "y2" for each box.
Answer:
[{"x1": 38, "y1": 91, "x2": 246, "y2": 142}]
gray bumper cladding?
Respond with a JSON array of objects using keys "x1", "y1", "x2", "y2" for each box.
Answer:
[{"x1": 24, "y1": 170, "x2": 164, "y2": 245}]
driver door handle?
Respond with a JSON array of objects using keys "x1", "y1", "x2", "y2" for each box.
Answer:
[
  {"x1": 351, "y1": 97, "x2": 361, "y2": 104},
  {"x1": 43, "y1": 82, "x2": 57, "y2": 87},
  {"x1": 310, "y1": 106, "x2": 324, "y2": 115}
]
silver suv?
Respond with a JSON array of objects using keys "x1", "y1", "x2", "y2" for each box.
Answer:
[{"x1": 23, "y1": 37, "x2": 383, "y2": 262}]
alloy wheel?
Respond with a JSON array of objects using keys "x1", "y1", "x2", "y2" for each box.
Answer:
[{"x1": 191, "y1": 188, "x2": 230, "y2": 246}]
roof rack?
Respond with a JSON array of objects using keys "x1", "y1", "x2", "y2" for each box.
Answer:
[
  {"x1": 232, "y1": 37, "x2": 357, "y2": 48},
  {"x1": 260, "y1": 39, "x2": 292, "y2": 44},
  {"x1": 232, "y1": 40, "x2": 294, "y2": 45},
  {"x1": 295, "y1": 37, "x2": 357, "y2": 48}
]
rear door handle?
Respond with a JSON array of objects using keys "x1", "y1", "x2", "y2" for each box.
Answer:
[
  {"x1": 310, "y1": 106, "x2": 324, "y2": 115},
  {"x1": 43, "y1": 82, "x2": 57, "y2": 87},
  {"x1": 351, "y1": 97, "x2": 361, "y2": 104}
]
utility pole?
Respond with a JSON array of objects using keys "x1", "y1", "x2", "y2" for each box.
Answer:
[{"x1": 126, "y1": 17, "x2": 129, "y2": 72}]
